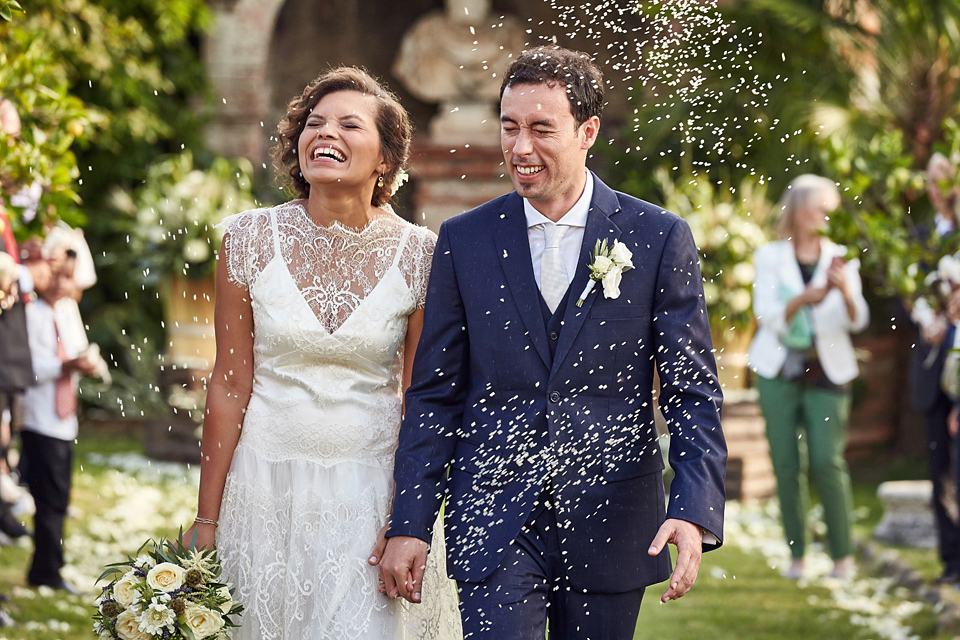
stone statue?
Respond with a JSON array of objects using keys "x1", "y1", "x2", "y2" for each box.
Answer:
[{"x1": 393, "y1": 0, "x2": 526, "y2": 145}]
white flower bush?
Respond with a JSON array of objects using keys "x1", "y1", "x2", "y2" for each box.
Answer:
[
  {"x1": 656, "y1": 169, "x2": 770, "y2": 329},
  {"x1": 111, "y1": 151, "x2": 258, "y2": 282}
]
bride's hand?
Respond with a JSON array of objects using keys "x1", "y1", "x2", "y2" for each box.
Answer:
[
  {"x1": 368, "y1": 524, "x2": 390, "y2": 594},
  {"x1": 183, "y1": 522, "x2": 217, "y2": 550}
]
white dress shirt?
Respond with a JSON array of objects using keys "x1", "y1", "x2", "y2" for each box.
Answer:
[
  {"x1": 23, "y1": 298, "x2": 80, "y2": 441},
  {"x1": 524, "y1": 171, "x2": 594, "y2": 292}
]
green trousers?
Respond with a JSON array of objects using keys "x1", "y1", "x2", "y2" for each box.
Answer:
[{"x1": 756, "y1": 375, "x2": 854, "y2": 560}]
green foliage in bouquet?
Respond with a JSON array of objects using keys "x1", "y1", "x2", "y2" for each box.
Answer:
[
  {"x1": 112, "y1": 151, "x2": 258, "y2": 282},
  {"x1": 94, "y1": 531, "x2": 242, "y2": 640},
  {"x1": 654, "y1": 169, "x2": 771, "y2": 330}
]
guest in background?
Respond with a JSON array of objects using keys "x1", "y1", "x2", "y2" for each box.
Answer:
[
  {"x1": 748, "y1": 174, "x2": 870, "y2": 580},
  {"x1": 910, "y1": 152, "x2": 960, "y2": 585},
  {"x1": 20, "y1": 250, "x2": 97, "y2": 594}
]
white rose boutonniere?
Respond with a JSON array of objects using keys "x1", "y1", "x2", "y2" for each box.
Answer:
[{"x1": 575, "y1": 238, "x2": 634, "y2": 307}]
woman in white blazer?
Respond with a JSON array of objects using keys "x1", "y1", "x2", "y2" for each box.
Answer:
[{"x1": 748, "y1": 174, "x2": 869, "y2": 581}]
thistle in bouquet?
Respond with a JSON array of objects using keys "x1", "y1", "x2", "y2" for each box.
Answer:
[{"x1": 93, "y1": 531, "x2": 242, "y2": 640}]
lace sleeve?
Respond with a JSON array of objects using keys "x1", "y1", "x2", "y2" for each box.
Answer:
[
  {"x1": 216, "y1": 209, "x2": 271, "y2": 289},
  {"x1": 410, "y1": 226, "x2": 437, "y2": 309}
]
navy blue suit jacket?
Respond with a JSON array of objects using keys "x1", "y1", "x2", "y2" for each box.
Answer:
[{"x1": 388, "y1": 174, "x2": 727, "y2": 592}]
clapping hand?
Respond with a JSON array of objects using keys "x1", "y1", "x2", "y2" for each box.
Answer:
[{"x1": 826, "y1": 255, "x2": 848, "y2": 295}]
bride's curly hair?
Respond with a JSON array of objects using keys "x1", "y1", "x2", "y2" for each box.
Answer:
[{"x1": 272, "y1": 67, "x2": 413, "y2": 207}]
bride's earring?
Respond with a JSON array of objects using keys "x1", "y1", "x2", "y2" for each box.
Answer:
[{"x1": 377, "y1": 174, "x2": 385, "y2": 189}]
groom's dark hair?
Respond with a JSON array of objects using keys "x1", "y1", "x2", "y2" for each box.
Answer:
[{"x1": 500, "y1": 46, "x2": 604, "y2": 126}]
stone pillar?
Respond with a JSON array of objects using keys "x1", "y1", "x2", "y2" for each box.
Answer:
[
  {"x1": 874, "y1": 480, "x2": 938, "y2": 549},
  {"x1": 409, "y1": 142, "x2": 512, "y2": 232},
  {"x1": 203, "y1": 0, "x2": 287, "y2": 160}
]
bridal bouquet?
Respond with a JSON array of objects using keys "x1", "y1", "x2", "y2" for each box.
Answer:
[{"x1": 93, "y1": 534, "x2": 242, "y2": 640}]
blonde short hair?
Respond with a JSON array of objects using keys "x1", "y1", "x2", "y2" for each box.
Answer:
[{"x1": 776, "y1": 174, "x2": 841, "y2": 239}]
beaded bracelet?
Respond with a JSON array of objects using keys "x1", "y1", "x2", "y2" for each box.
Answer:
[{"x1": 194, "y1": 517, "x2": 219, "y2": 528}]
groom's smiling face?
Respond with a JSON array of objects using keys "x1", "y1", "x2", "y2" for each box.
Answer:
[{"x1": 500, "y1": 82, "x2": 599, "y2": 219}]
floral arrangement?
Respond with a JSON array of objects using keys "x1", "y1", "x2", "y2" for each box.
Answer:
[
  {"x1": 112, "y1": 151, "x2": 258, "y2": 282},
  {"x1": 576, "y1": 238, "x2": 634, "y2": 306},
  {"x1": 655, "y1": 169, "x2": 770, "y2": 330},
  {"x1": 93, "y1": 533, "x2": 242, "y2": 640},
  {"x1": 910, "y1": 253, "x2": 960, "y2": 331},
  {"x1": 390, "y1": 168, "x2": 409, "y2": 197}
]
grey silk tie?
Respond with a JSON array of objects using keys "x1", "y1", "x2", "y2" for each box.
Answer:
[{"x1": 540, "y1": 224, "x2": 570, "y2": 313}]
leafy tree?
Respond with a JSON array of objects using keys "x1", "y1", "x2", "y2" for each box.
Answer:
[
  {"x1": 1, "y1": 0, "x2": 216, "y2": 418},
  {"x1": 604, "y1": 0, "x2": 861, "y2": 201}
]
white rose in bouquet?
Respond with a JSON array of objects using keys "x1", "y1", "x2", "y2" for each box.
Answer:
[
  {"x1": 115, "y1": 609, "x2": 152, "y2": 640},
  {"x1": 184, "y1": 603, "x2": 225, "y2": 639},
  {"x1": 113, "y1": 572, "x2": 140, "y2": 607},
  {"x1": 146, "y1": 562, "x2": 185, "y2": 592}
]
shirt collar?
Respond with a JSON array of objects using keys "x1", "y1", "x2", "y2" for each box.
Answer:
[{"x1": 524, "y1": 170, "x2": 594, "y2": 229}]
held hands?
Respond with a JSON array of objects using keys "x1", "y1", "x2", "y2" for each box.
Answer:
[
  {"x1": 648, "y1": 518, "x2": 703, "y2": 603},
  {"x1": 374, "y1": 535, "x2": 428, "y2": 603}
]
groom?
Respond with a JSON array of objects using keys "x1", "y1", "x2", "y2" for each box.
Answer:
[{"x1": 380, "y1": 46, "x2": 726, "y2": 638}]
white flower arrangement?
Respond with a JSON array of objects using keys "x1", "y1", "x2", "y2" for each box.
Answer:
[
  {"x1": 655, "y1": 169, "x2": 770, "y2": 329},
  {"x1": 113, "y1": 151, "x2": 257, "y2": 281},
  {"x1": 389, "y1": 168, "x2": 409, "y2": 197},
  {"x1": 911, "y1": 253, "x2": 960, "y2": 332},
  {"x1": 93, "y1": 534, "x2": 242, "y2": 640},
  {"x1": 575, "y1": 238, "x2": 634, "y2": 307}
]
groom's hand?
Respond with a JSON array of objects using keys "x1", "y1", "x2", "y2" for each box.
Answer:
[
  {"x1": 648, "y1": 518, "x2": 703, "y2": 603},
  {"x1": 379, "y1": 535, "x2": 428, "y2": 604}
]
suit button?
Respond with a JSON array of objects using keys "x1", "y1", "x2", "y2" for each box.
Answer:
[
  {"x1": 549, "y1": 331, "x2": 559, "y2": 341},
  {"x1": 549, "y1": 391, "x2": 561, "y2": 403}
]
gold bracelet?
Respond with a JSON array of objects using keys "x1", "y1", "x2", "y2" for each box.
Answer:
[{"x1": 194, "y1": 517, "x2": 219, "y2": 528}]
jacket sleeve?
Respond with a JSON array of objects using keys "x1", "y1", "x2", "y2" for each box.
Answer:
[
  {"x1": 751, "y1": 242, "x2": 790, "y2": 338},
  {"x1": 652, "y1": 218, "x2": 727, "y2": 546},
  {"x1": 387, "y1": 222, "x2": 469, "y2": 543}
]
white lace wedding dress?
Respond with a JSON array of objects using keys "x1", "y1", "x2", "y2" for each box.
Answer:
[{"x1": 214, "y1": 202, "x2": 462, "y2": 640}]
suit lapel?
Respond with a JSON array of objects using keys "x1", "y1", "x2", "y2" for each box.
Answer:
[
  {"x1": 493, "y1": 193, "x2": 551, "y2": 368},
  {"x1": 552, "y1": 177, "x2": 622, "y2": 374}
]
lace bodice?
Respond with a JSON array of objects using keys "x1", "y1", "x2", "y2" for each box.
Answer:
[
  {"x1": 221, "y1": 201, "x2": 433, "y2": 331},
  {"x1": 216, "y1": 202, "x2": 436, "y2": 467}
]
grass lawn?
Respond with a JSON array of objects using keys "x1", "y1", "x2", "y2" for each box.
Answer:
[
  {"x1": 0, "y1": 431, "x2": 948, "y2": 639},
  {"x1": 636, "y1": 544, "x2": 891, "y2": 640}
]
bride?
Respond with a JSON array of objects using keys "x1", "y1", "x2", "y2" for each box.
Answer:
[{"x1": 184, "y1": 67, "x2": 461, "y2": 639}]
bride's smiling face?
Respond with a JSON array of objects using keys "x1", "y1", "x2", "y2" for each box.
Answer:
[{"x1": 297, "y1": 90, "x2": 386, "y2": 195}]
